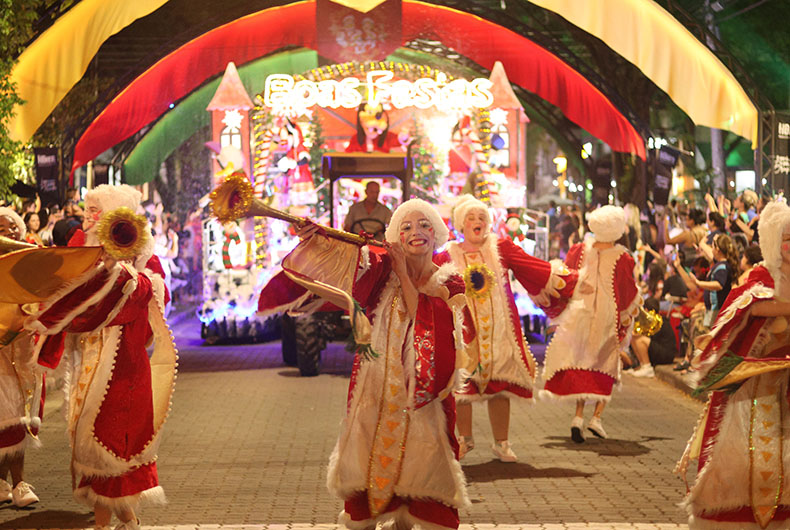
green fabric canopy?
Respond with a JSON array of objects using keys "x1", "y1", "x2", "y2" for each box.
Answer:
[{"x1": 123, "y1": 49, "x2": 318, "y2": 185}]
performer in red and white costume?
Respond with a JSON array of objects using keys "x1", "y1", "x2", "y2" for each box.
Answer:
[
  {"x1": 541, "y1": 205, "x2": 640, "y2": 443},
  {"x1": 25, "y1": 185, "x2": 177, "y2": 530},
  {"x1": 258, "y1": 199, "x2": 475, "y2": 530},
  {"x1": 0, "y1": 208, "x2": 41, "y2": 507},
  {"x1": 434, "y1": 195, "x2": 574, "y2": 462},
  {"x1": 677, "y1": 200, "x2": 790, "y2": 529}
]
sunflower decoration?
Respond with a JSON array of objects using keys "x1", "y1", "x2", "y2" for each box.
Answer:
[
  {"x1": 463, "y1": 263, "x2": 496, "y2": 301},
  {"x1": 96, "y1": 207, "x2": 151, "y2": 261},
  {"x1": 210, "y1": 171, "x2": 254, "y2": 224}
]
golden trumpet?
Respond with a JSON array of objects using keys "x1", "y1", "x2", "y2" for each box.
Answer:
[
  {"x1": 634, "y1": 306, "x2": 663, "y2": 337},
  {"x1": 0, "y1": 236, "x2": 35, "y2": 255},
  {"x1": 210, "y1": 172, "x2": 382, "y2": 247}
]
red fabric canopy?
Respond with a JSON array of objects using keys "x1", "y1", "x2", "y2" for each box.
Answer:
[{"x1": 71, "y1": 1, "x2": 645, "y2": 175}]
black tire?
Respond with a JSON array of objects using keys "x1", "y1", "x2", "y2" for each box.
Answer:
[
  {"x1": 281, "y1": 314, "x2": 298, "y2": 366},
  {"x1": 295, "y1": 314, "x2": 326, "y2": 376}
]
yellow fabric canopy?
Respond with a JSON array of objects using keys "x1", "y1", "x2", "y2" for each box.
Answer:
[
  {"x1": 529, "y1": 0, "x2": 759, "y2": 145},
  {"x1": 9, "y1": 0, "x2": 168, "y2": 142}
]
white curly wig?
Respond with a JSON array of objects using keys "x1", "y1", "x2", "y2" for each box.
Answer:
[
  {"x1": 451, "y1": 194, "x2": 492, "y2": 234},
  {"x1": 758, "y1": 199, "x2": 790, "y2": 287},
  {"x1": 85, "y1": 184, "x2": 142, "y2": 213},
  {"x1": 0, "y1": 207, "x2": 26, "y2": 239},
  {"x1": 385, "y1": 198, "x2": 449, "y2": 248},
  {"x1": 85, "y1": 184, "x2": 154, "y2": 268},
  {"x1": 588, "y1": 205, "x2": 626, "y2": 243}
]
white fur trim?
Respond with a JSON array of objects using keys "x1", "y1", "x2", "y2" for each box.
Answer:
[
  {"x1": 588, "y1": 205, "x2": 626, "y2": 243},
  {"x1": 451, "y1": 194, "x2": 491, "y2": 233},
  {"x1": 686, "y1": 514, "x2": 790, "y2": 529},
  {"x1": 538, "y1": 388, "x2": 614, "y2": 404},
  {"x1": 25, "y1": 264, "x2": 118, "y2": 336},
  {"x1": 0, "y1": 207, "x2": 26, "y2": 238},
  {"x1": 385, "y1": 199, "x2": 449, "y2": 248},
  {"x1": 67, "y1": 266, "x2": 175, "y2": 479},
  {"x1": 85, "y1": 184, "x2": 142, "y2": 215},
  {"x1": 456, "y1": 389, "x2": 529, "y2": 403},
  {"x1": 690, "y1": 282, "x2": 774, "y2": 382},
  {"x1": 0, "y1": 432, "x2": 27, "y2": 458},
  {"x1": 759, "y1": 199, "x2": 790, "y2": 292},
  {"x1": 327, "y1": 266, "x2": 468, "y2": 510},
  {"x1": 338, "y1": 504, "x2": 457, "y2": 530},
  {"x1": 74, "y1": 483, "x2": 166, "y2": 512},
  {"x1": 444, "y1": 239, "x2": 536, "y2": 393},
  {"x1": 358, "y1": 246, "x2": 371, "y2": 276}
]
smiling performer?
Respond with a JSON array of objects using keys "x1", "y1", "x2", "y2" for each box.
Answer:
[
  {"x1": 258, "y1": 199, "x2": 476, "y2": 530},
  {"x1": 677, "y1": 200, "x2": 790, "y2": 529},
  {"x1": 434, "y1": 195, "x2": 575, "y2": 462}
]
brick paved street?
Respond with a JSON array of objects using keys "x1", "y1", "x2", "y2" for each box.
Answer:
[{"x1": 0, "y1": 313, "x2": 702, "y2": 530}]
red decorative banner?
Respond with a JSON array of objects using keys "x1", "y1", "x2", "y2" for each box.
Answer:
[{"x1": 316, "y1": 0, "x2": 402, "y2": 64}]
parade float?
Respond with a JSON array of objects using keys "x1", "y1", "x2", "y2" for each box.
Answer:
[{"x1": 199, "y1": 59, "x2": 549, "y2": 360}]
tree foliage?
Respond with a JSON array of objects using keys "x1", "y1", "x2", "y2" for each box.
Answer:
[{"x1": 0, "y1": 1, "x2": 79, "y2": 200}]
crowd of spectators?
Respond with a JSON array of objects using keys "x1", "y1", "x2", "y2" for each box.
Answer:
[
  {"x1": 545, "y1": 188, "x2": 769, "y2": 378},
  {"x1": 0, "y1": 188, "x2": 200, "y2": 308}
]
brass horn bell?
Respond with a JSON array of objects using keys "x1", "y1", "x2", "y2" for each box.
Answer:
[
  {"x1": 0, "y1": 236, "x2": 35, "y2": 255},
  {"x1": 634, "y1": 306, "x2": 663, "y2": 337}
]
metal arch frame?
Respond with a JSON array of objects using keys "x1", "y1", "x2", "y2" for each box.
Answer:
[
  {"x1": 427, "y1": 0, "x2": 653, "y2": 142},
  {"x1": 658, "y1": 0, "x2": 775, "y2": 192},
  {"x1": 60, "y1": 1, "x2": 653, "y2": 180}
]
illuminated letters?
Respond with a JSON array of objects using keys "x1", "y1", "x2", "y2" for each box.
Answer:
[{"x1": 263, "y1": 70, "x2": 494, "y2": 113}]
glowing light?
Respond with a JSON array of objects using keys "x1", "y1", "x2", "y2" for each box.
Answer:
[
  {"x1": 222, "y1": 109, "x2": 244, "y2": 130},
  {"x1": 552, "y1": 179, "x2": 558, "y2": 187},
  {"x1": 552, "y1": 156, "x2": 567, "y2": 174},
  {"x1": 263, "y1": 70, "x2": 494, "y2": 113},
  {"x1": 489, "y1": 107, "x2": 509, "y2": 127},
  {"x1": 610, "y1": 180, "x2": 617, "y2": 188},
  {"x1": 569, "y1": 183, "x2": 577, "y2": 192},
  {"x1": 581, "y1": 142, "x2": 592, "y2": 159},
  {"x1": 586, "y1": 182, "x2": 593, "y2": 190}
]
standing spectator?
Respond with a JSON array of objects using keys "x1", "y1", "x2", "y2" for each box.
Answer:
[
  {"x1": 665, "y1": 208, "x2": 706, "y2": 266},
  {"x1": 704, "y1": 211, "x2": 725, "y2": 245},
  {"x1": 542, "y1": 205, "x2": 640, "y2": 442},
  {"x1": 38, "y1": 205, "x2": 61, "y2": 246},
  {"x1": 688, "y1": 233, "x2": 738, "y2": 328}
]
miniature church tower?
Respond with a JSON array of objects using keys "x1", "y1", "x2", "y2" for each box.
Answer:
[{"x1": 206, "y1": 62, "x2": 254, "y2": 176}]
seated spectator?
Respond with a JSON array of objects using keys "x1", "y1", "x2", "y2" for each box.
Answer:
[
  {"x1": 736, "y1": 244, "x2": 763, "y2": 287},
  {"x1": 628, "y1": 297, "x2": 680, "y2": 377},
  {"x1": 672, "y1": 256, "x2": 709, "y2": 372}
]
